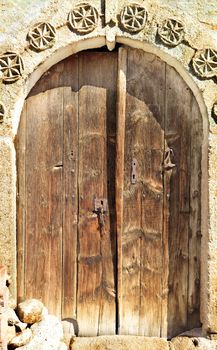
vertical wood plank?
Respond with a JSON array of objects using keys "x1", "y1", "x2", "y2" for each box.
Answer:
[
  {"x1": 188, "y1": 98, "x2": 202, "y2": 328},
  {"x1": 116, "y1": 47, "x2": 127, "y2": 335},
  {"x1": 62, "y1": 85, "x2": 79, "y2": 319},
  {"x1": 161, "y1": 145, "x2": 171, "y2": 338},
  {"x1": 98, "y1": 52, "x2": 117, "y2": 335},
  {"x1": 77, "y1": 52, "x2": 117, "y2": 336},
  {"x1": 61, "y1": 55, "x2": 79, "y2": 319},
  {"x1": 121, "y1": 48, "x2": 165, "y2": 336},
  {"x1": 25, "y1": 88, "x2": 63, "y2": 317},
  {"x1": 16, "y1": 102, "x2": 26, "y2": 303},
  {"x1": 165, "y1": 65, "x2": 191, "y2": 337}
]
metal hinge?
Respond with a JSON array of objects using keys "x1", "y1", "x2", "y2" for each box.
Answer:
[{"x1": 163, "y1": 148, "x2": 176, "y2": 170}]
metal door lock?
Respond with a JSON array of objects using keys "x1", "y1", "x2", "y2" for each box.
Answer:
[
  {"x1": 131, "y1": 158, "x2": 137, "y2": 184},
  {"x1": 93, "y1": 198, "x2": 108, "y2": 235},
  {"x1": 93, "y1": 198, "x2": 108, "y2": 214}
]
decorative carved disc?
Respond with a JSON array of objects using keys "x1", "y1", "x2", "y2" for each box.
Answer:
[
  {"x1": 28, "y1": 22, "x2": 56, "y2": 51},
  {"x1": 68, "y1": 3, "x2": 99, "y2": 33},
  {"x1": 120, "y1": 4, "x2": 147, "y2": 32},
  {"x1": 192, "y1": 48, "x2": 217, "y2": 78},
  {"x1": 212, "y1": 102, "x2": 217, "y2": 121},
  {"x1": 158, "y1": 18, "x2": 185, "y2": 46},
  {"x1": 0, "y1": 103, "x2": 5, "y2": 123},
  {"x1": 0, "y1": 52, "x2": 24, "y2": 82}
]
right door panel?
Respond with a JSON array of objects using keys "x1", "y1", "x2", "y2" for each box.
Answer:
[{"x1": 117, "y1": 47, "x2": 202, "y2": 338}]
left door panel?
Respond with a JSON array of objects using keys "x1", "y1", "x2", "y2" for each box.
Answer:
[{"x1": 17, "y1": 51, "x2": 117, "y2": 335}]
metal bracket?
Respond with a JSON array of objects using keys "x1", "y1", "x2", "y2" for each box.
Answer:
[
  {"x1": 131, "y1": 158, "x2": 137, "y2": 184},
  {"x1": 94, "y1": 198, "x2": 108, "y2": 213},
  {"x1": 163, "y1": 148, "x2": 176, "y2": 170}
]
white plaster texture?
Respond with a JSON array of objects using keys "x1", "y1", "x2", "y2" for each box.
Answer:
[
  {"x1": 0, "y1": 0, "x2": 216, "y2": 339},
  {"x1": 0, "y1": 137, "x2": 16, "y2": 297}
]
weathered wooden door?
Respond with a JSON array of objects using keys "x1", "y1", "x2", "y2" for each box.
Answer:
[{"x1": 17, "y1": 47, "x2": 202, "y2": 338}]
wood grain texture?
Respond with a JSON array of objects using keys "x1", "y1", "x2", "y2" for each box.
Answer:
[
  {"x1": 25, "y1": 88, "x2": 63, "y2": 317},
  {"x1": 188, "y1": 98, "x2": 202, "y2": 328},
  {"x1": 116, "y1": 47, "x2": 127, "y2": 335},
  {"x1": 16, "y1": 102, "x2": 26, "y2": 303},
  {"x1": 121, "y1": 48, "x2": 165, "y2": 336},
  {"x1": 16, "y1": 47, "x2": 202, "y2": 338},
  {"x1": 77, "y1": 52, "x2": 117, "y2": 336},
  {"x1": 62, "y1": 87, "x2": 78, "y2": 319},
  {"x1": 61, "y1": 55, "x2": 79, "y2": 319},
  {"x1": 29, "y1": 55, "x2": 79, "y2": 96},
  {"x1": 165, "y1": 66, "x2": 191, "y2": 337}
]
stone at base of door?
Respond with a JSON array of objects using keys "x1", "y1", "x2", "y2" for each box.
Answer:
[{"x1": 70, "y1": 334, "x2": 217, "y2": 350}]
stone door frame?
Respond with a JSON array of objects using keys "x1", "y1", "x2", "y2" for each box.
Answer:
[{"x1": 0, "y1": 0, "x2": 216, "y2": 336}]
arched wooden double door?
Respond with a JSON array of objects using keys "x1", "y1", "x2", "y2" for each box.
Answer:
[{"x1": 17, "y1": 47, "x2": 202, "y2": 338}]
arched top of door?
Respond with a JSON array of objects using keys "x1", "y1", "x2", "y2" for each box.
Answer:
[
  {"x1": 0, "y1": 1, "x2": 215, "y2": 139},
  {"x1": 6, "y1": 37, "x2": 208, "y2": 139}
]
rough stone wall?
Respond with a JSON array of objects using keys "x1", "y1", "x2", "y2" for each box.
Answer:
[{"x1": 0, "y1": 0, "x2": 216, "y2": 337}]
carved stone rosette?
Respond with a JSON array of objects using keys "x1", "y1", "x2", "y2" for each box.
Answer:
[
  {"x1": 120, "y1": 3, "x2": 147, "y2": 33},
  {"x1": 0, "y1": 103, "x2": 5, "y2": 123},
  {"x1": 0, "y1": 52, "x2": 24, "y2": 83},
  {"x1": 192, "y1": 48, "x2": 217, "y2": 78},
  {"x1": 28, "y1": 22, "x2": 56, "y2": 51},
  {"x1": 212, "y1": 102, "x2": 217, "y2": 121},
  {"x1": 158, "y1": 18, "x2": 185, "y2": 46},
  {"x1": 68, "y1": 3, "x2": 99, "y2": 33}
]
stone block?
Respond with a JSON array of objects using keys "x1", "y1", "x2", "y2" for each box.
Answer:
[
  {"x1": 171, "y1": 336, "x2": 217, "y2": 350},
  {"x1": 70, "y1": 335, "x2": 169, "y2": 350},
  {"x1": 0, "y1": 138, "x2": 16, "y2": 300},
  {"x1": 17, "y1": 299, "x2": 44, "y2": 324},
  {"x1": 8, "y1": 328, "x2": 32, "y2": 348}
]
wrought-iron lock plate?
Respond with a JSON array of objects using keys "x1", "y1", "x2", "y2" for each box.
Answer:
[
  {"x1": 131, "y1": 158, "x2": 137, "y2": 184},
  {"x1": 94, "y1": 198, "x2": 108, "y2": 213}
]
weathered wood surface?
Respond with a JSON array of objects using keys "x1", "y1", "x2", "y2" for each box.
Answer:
[
  {"x1": 16, "y1": 102, "x2": 26, "y2": 304},
  {"x1": 166, "y1": 66, "x2": 191, "y2": 337},
  {"x1": 77, "y1": 52, "x2": 117, "y2": 336},
  {"x1": 188, "y1": 98, "x2": 202, "y2": 329},
  {"x1": 62, "y1": 56, "x2": 79, "y2": 320},
  {"x1": 116, "y1": 47, "x2": 127, "y2": 335},
  {"x1": 16, "y1": 47, "x2": 202, "y2": 338},
  {"x1": 120, "y1": 48, "x2": 165, "y2": 336},
  {"x1": 18, "y1": 50, "x2": 117, "y2": 334},
  {"x1": 25, "y1": 88, "x2": 63, "y2": 317}
]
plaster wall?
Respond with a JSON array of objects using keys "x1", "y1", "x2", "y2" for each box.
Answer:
[{"x1": 0, "y1": 0, "x2": 217, "y2": 340}]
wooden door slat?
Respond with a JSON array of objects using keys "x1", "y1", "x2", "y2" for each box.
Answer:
[
  {"x1": 62, "y1": 83, "x2": 79, "y2": 318},
  {"x1": 165, "y1": 67, "x2": 192, "y2": 337},
  {"x1": 120, "y1": 48, "x2": 165, "y2": 336},
  {"x1": 61, "y1": 54, "x2": 79, "y2": 319},
  {"x1": 116, "y1": 47, "x2": 127, "y2": 334},
  {"x1": 161, "y1": 142, "x2": 171, "y2": 338},
  {"x1": 188, "y1": 98, "x2": 202, "y2": 328},
  {"x1": 16, "y1": 102, "x2": 26, "y2": 303},
  {"x1": 25, "y1": 88, "x2": 63, "y2": 317},
  {"x1": 77, "y1": 52, "x2": 117, "y2": 336}
]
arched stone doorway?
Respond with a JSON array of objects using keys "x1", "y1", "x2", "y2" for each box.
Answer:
[{"x1": 16, "y1": 45, "x2": 203, "y2": 338}]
